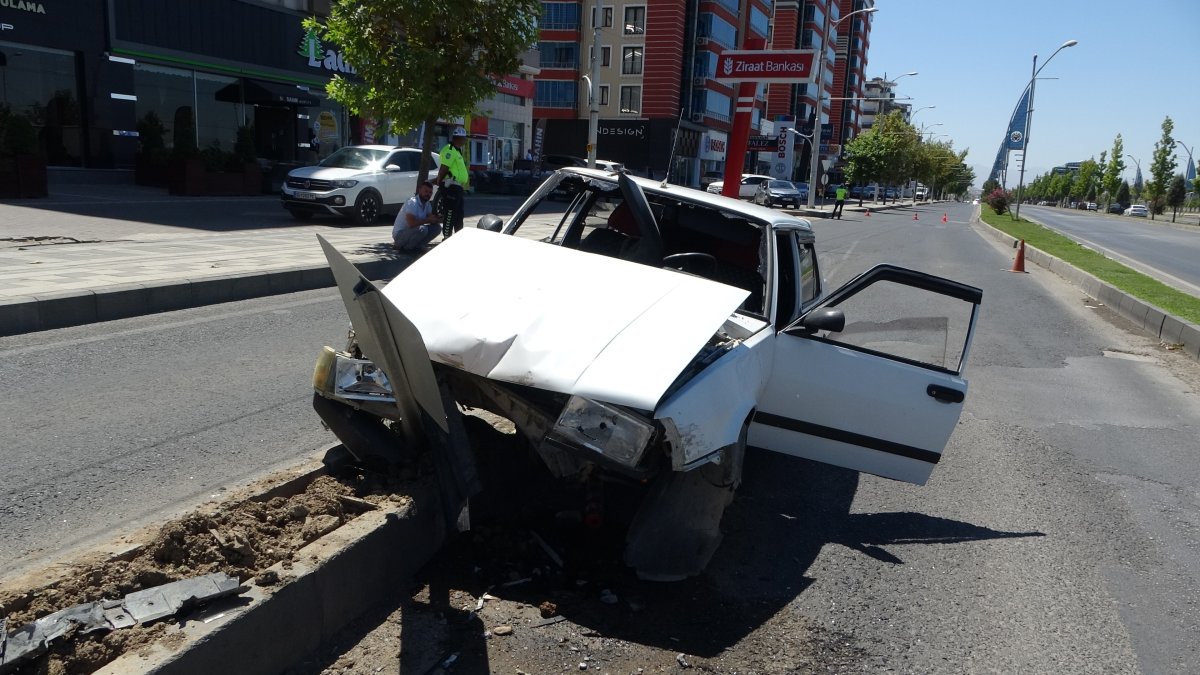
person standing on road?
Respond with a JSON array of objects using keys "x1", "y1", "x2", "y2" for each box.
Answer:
[
  {"x1": 832, "y1": 185, "x2": 847, "y2": 219},
  {"x1": 392, "y1": 181, "x2": 442, "y2": 252},
  {"x1": 435, "y1": 127, "x2": 470, "y2": 239}
]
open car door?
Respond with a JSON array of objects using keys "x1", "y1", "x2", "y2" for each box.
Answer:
[{"x1": 748, "y1": 264, "x2": 982, "y2": 485}]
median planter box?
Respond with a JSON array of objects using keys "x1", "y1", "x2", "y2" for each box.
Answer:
[
  {"x1": 169, "y1": 159, "x2": 262, "y2": 196},
  {"x1": 0, "y1": 155, "x2": 49, "y2": 198}
]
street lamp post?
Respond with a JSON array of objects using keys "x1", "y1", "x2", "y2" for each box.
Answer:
[
  {"x1": 786, "y1": 127, "x2": 814, "y2": 189},
  {"x1": 806, "y1": 5, "x2": 877, "y2": 208},
  {"x1": 1176, "y1": 140, "x2": 1195, "y2": 188},
  {"x1": 585, "y1": 0, "x2": 603, "y2": 169},
  {"x1": 909, "y1": 105, "x2": 935, "y2": 121},
  {"x1": 1013, "y1": 39, "x2": 1078, "y2": 220},
  {"x1": 1126, "y1": 154, "x2": 1143, "y2": 202}
]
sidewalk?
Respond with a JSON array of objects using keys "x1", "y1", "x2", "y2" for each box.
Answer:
[
  {"x1": 0, "y1": 217, "x2": 560, "y2": 337},
  {"x1": 0, "y1": 185, "x2": 914, "y2": 337}
]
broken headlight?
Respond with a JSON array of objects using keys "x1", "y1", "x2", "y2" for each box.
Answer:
[
  {"x1": 548, "y1": 396, "x2": 654, "y2": 468},
  {"x1": 313, "y1": 347, "x2": 396, "y2": 403}
]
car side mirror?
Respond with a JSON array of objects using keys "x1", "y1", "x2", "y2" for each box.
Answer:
[
  {"x1": 477, "y1": 214, "x2": 503, "y2": 232},
  {"x1": 795, "y1": 308, "x2": 845, "y2": 333},
  {"x1": 384, "y1": 164, "x2": 401, "y2": 172}
]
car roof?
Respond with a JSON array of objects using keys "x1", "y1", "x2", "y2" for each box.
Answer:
[{"x1": 561, "y1": 167, "x2": 814, "y2": 234}]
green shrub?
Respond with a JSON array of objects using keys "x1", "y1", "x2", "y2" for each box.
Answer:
[
  {"x1": 137, "y1": 111, "x2": 166, "y2": 153},
  {"x1": 1, "y1": 114, "x2": 38, "y2": 157},
  {"x1": 233, "y1": 125, "x2": 256, "y2": 165}
]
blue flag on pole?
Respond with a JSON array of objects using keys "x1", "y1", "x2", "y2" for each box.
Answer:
[{"x1": 1005, "y1": 85, "x2": 1031, "y2": 151}]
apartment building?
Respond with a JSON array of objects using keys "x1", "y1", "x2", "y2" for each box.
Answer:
[{"x1": 534, "y1": 0, "x2": 774, "y2": 186}]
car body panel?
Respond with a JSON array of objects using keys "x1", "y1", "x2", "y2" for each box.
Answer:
[
  {"x1": 378, "y1": 228, "x2": 749, "y2": 411},
  {"x1": 748, "y1": 264, "x2": 981, "y2": 484}
]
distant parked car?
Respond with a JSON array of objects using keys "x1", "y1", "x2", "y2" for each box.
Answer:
[
  {"x1": 699, "y1": 171, "x2": 723, "y2": 189},
  {"x1": 281, "y1": 145, "x2": 438, "y2": 224},
  {"x1": 753, "y1": 180, "x2": 802, "y2": 208},
  {"x1": 706, "y1": 174, "x2": 772, "y2": 199},
  {"x1": 793, "y1": 182, "x2": 810, "y2": 201},
  {"x1": 1107, "y1": 203, "x2": 1124, "y2": 214},
  {"x1": 1124, "y1": 204, "x2": 1148, "y2": 217},
  {"x1": 1085, "y1": 202, "x2": 1098, "y2": 211}
]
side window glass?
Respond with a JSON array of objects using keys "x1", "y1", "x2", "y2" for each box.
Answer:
[
  {"x1": 798, "y1": 241, "x2": 819, "y2": 306},
  {"x1": 774, "y1": 232, "x2": 798, "y2": 328},
  {"x1": 822, "y1": 280, "x2": 974, "y2": 373}
]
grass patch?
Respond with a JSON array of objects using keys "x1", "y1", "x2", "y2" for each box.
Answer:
[{"x1": 979, "y1": 207, "x2": 1200, "y2": 326}]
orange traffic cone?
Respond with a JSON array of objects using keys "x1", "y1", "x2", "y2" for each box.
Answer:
[
  {"x1": 1009, "y1": 239, "x2": 1027, "y2": 273},
  {"x1": 941, "y1": 213, "x2": 948, "y2": 223},
  {"x1": 912, "y1": 212, "x2": 919, "y2": 221}
]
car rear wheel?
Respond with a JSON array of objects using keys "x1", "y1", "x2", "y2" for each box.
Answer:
[
  {"x1": 287, "y1": 207, "x2": 315, "y2": 221},
  {"x1": 353, "y1": 190, "x2": 382, "y2": 225}
]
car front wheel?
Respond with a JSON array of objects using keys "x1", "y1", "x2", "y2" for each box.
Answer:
[{"x1": 353, "y1": 190, "x2": 382, "y2": 225}]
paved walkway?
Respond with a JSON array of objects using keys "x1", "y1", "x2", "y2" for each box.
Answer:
[{"x1": 0, "y1": 184, "x2": 909, "y2": 336}]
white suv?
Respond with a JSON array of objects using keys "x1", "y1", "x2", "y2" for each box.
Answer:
[
  {"x1": 706, "y1": 174, "x2": 773, "y2": 199},
  {"x1": 281, "y1": 146, "x2": 439, "y2": 224}
]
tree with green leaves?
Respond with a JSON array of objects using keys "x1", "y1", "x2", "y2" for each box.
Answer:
[
  {"x1": 1133, "y1": 165, "x2": 1144, "y2": 202},
  {"x1": 982, "y1": 177, "x2": 1001, "y2": 196},
  {"x1": 843, "y1": 128, "x2": 893, "y2": 204},
  {"x1": 1144, "y1": 116, "x2": 1177, "y2": 220},
  {"x1": 1076, "y1": 158, "x2": 1100, "y2": 204},
  {"x1": 1115, "y1": 180, "x2": 1130, "y2": 208},
  {"x1": 1166, "y1": 175, "x2": 1186, "y2": 222},
  {"x1": 1101, "y1": 135, "x2": 1125, "y2": 212},
  {"x1": 306, "y1": 0, "x2": 540, "y2": 185}
]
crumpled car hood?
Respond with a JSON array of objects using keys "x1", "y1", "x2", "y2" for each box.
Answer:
[{"x1": 381, "y1": 228, "x2": 750, "y2": 411}]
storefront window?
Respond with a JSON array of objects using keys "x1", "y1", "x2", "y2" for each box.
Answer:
[
  {"x1": 0, "y1": 43, "x2": 83, "y2": 166},
  {"x1": 195, "y1": 72, "x2": 244, "y2": 154},
  {"x1": 133, "y1": 63, "x2": 196, "y2": 152}
]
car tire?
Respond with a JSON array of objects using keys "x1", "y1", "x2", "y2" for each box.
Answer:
[
  {"x1": 352, "y1": 190, "x2": 382, "y2": 225},
  {"x1": 287, "y1": 207, "x2": 315, "y2": 221}
]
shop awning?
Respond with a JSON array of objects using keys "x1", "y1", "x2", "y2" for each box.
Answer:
[{"x1": 215, "y1": 79, "x2": 320, "y2": 107}]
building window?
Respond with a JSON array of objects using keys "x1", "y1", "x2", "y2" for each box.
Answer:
[
  {"x1": 693, "y1": 51, "x2": 717, "y2": 77},
  {"x1": 623, "y1": 6, "x2": 645, "y2": 34},
  {"x1": 749, "y1": 6, "x2": 770, "y2": 37},
  {"x1": 7, "y1": 45, "x2": 84, "y2": 166},
  {"x1": 622, "y1": 46, "x2": 643, "y2": 75},
  {"x1": 535, "y1": 80, "x2": 578, "y2": 108},
  {"x1": 540, "y1": 2, "x2": 580, "y2": 29},
  {"x1": 591, "y1": 5, "x2": 613, "y2": 27},
  {"x1": 599, "y1": 85, "x2": 610, "y2": 106},
  {"x1": 698, "y1": 13, "x2": 737, "y2": 49},
  {"x1": 590, "y1": 44, "x2": 612, "y2": 66},
  {"x1": 538, "y1": 41, "x2": 580, "y2": 69},
  {"x1": 619, "y1": 85, "x2": 641, "y2": 114}
]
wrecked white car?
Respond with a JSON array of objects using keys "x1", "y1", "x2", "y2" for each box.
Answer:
[{"x1": 312, "y1": 168, "x2": 982, "y2": 580}]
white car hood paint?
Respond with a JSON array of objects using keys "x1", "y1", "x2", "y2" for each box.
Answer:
[
  {"x1": 381, "y1": 228, "x2": 750, "y2": 411},
  {"x1": 289, "y1": 165, "x2": 370, "y2": 181}
]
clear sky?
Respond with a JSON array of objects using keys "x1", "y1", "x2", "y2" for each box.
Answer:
[{"x1": 865, "y1": 0, "x2": 1200, "y2": 190}]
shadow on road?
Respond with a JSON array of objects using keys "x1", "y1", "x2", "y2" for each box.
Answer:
[{"x1": 387, "y1": 441, "x2": 1044, "y2": 666}]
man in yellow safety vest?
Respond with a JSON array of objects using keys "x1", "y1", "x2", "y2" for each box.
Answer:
[{"x1": 435, "y1": 127, "x2": 470, "y2": 238}]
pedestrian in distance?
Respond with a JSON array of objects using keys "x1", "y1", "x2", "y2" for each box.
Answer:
[
  {"x1": 832, "y1": 185, "x2": 847, "y2": 219},
  {"x1": 435, "y1": 127, "x2": 470, "y2": 239},
  {"x1": 392, "y1": 181, "x2": 442, "y2": 252}
]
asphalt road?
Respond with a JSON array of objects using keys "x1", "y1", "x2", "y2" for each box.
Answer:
[
  {"x1": 0, "y1": 289, "x2": 349, "y2": 575},
  {"x1": 1020, "y1": 204, "x2": 1200, "y2": 296},
  {"x1": 2, "y1": 201, "x2": 1198, "y2": 672}
]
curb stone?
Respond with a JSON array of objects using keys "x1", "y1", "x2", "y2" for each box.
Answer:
[{"x1": 973, "y1": 213, "x2": 1200, "y2": 362}]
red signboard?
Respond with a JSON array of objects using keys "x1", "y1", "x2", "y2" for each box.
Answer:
[
  {"x1": 714, "y1": 50, "x2": 815, "y2": 83},
  {"x1": 747, "y1": 135, "x2": 776, "y2": 152},
  {"x1": 494, "y1": 74, "x2": 535, "y2": 99}
]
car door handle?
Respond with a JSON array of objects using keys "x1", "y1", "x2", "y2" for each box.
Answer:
[{"x1": 927, "y1": 384, "x2": 964, "y2": 404}]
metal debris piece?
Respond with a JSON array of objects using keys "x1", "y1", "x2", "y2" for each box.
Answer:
[
  {"x1": 0, "y1": 573, "x2": 243, "y2": 674},
  {"x1": 676, "y1": 653, "x2": 692, "y2": 668}
]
